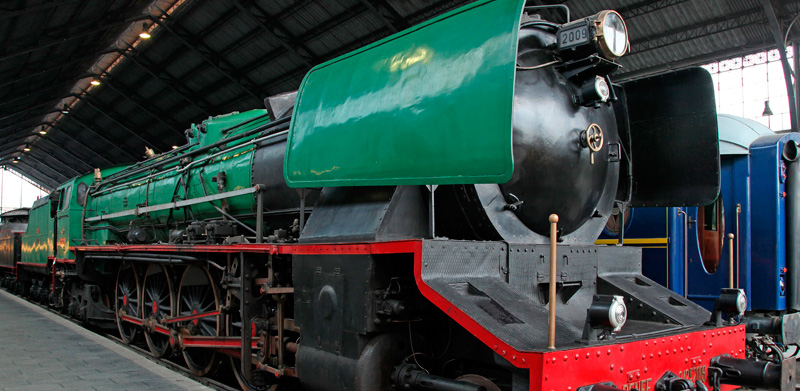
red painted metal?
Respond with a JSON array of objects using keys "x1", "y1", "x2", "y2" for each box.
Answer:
[
  {"x1": 70, "y1": 240, "x2": 421, "y2": 256},
  {"x1": 0, "y1": 265, "x2": 15, "y2": 270},
  {"x1": 153, "y1": 323, "x2": 170, "y2": 336},
  {"x1": 71, "y1": 244, "x2": 280, "y2": 254},
  {"x1": 121, "y1": 314, "x2": 144, "y2": 326},
  {"x1": 16, "y1": 262, "x2": 47, "y2": 268},
  {"x1": 406, "y1": 240, "x2": 744, "y2": 390},
  {"x1": 534, "y1": 328, "x2": 744, "y2": 391},
  {"x1": 181, "y1": 336, "x2": 259, "y2": 349},
  {"x1": 73, "y1": 239, "x2": 747, "y2": 389},
  {"x1": 162, "y1": 310, "x2": 221, "y2": 325}
]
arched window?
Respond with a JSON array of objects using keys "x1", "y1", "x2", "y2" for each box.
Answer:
[
  {"x1": 697, "y1": 195, "x2": 725, "y2": 273},
  {"x1": 605, "y1": 203, "x2": 631, "y2": 235}
]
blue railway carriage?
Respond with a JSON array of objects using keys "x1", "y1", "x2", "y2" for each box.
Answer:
[
  {"x1": 0, "y1": 208, "x2": 30, "y2": 287},
  {"x1": 599, "y1": 114, "x2": 800, "y2": 351}
]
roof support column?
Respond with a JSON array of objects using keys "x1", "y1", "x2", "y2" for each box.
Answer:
[
  {"x1": 762, "y1": 0, "x2": 797, "y2": 131},
  {"x1": 794, "y1": 42, "x2": 800, "y2": 132}
]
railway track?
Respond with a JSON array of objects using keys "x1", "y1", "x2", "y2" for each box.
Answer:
[{"x1": 3, "y1": 287, "x2": 240, "y2": 391}]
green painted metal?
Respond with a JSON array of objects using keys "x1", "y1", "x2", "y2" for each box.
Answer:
[
  {"x1": 58, "y1": 166, "x2": 129, "y2": 258},
  {"x1": 189, "y1": 110, "x2": 268, "y2": 148},
  {"x1": 21, "y1": 196, "x2": 54, "y2": 265},
  {"x1": 285, "y1": 0, "x2": 524, "y2": 188},
  {"x1": 84, "y1": 110, "x2": 270, "y2": 244},
  {"x1": 21, "y1": 166, "x2": 130, "y2": 265}
]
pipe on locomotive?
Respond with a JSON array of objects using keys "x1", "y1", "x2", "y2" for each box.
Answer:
[
  {"x1": 91, "y1": 116, "x2": 290, "y2": 193},
  {"x1": 548, "y1": 214, "x2": 558, "y2": 349}
]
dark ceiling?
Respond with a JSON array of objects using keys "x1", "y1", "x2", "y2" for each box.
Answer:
[{"x1": 1, "y1": 0, "x2": 798, "y2": 189}]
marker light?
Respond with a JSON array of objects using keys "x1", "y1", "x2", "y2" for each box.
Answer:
[
  {"x1": 587, "y1": 294, "x2": 628, "y2": 332},
  {"x1": 595, "y1": 76, "x2": 610, "y2": 101},
  {"x1": 608, "y1": 295, "x2": 627, "y2": 331},
  {"x1": 718, "y1": 288, "x2": 747, "y2": 316}
]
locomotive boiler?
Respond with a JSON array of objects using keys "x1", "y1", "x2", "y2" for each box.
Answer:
[{"x1": 3, "y1": 1, "x2": 793, "y2": 390}]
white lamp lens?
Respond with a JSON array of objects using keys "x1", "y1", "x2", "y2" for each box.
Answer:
[
  {"x1": 736, "y1": 292, "x2": 747, "y2": 314},
  {"x1": 602, "y1": 12, "x2": 628, "y2": 57},
  {"x1": 595, "y1": 77, "x2": 610, "y2": 101},
  {"x1": 608, "y1": 296, "x2": 627, "y2": 330}
]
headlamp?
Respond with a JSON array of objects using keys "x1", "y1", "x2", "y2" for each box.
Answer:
[
  {"x1": 597, "y1": 11, "x2": 628, "y2": 59},
  {"x1": 557, "y1": 10, "x2": 629, "y2": 61}
]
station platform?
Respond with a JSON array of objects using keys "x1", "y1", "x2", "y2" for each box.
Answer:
[{"x1": 0, "y1": 289, "x2": 212, "y2": 391}]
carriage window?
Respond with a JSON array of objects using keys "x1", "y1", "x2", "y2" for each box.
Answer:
[
  {"x1": 76, "y1": 182, "x2": 88, "y2": 206},
  {"x1": 697, "y1": 195, "x2": 725, "y2": 274}
]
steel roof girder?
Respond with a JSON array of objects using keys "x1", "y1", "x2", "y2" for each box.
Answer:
[
  {"x1": 232, "y1": 0, "x2": 318, "y2": 66},
  {"x1": 9, "y1": 158, "x2": 62, "y2": 188},
  {"x1": 0, "y1": 0, "x2": 82, "y2": 22},
  {"x1": 75, "y1": 91, "x2": 164, "y2": 152},
  {"x1": 62, "y1": 114, "x2": 139, "y2": 161},
  {"x1": 0, "y1": 132, "x2": 39, "y2": 149},
  {"x1": 0, "y1": 53, "x2": 103, "y2": 90},
  {"x1": 35, "y1": 136, "x2": 95, "y2": 172},
  {"x1": 0, "y1": 16, "x2": 148, "y2": 63},
  {"x1": 149, "y1": 13, "x2": 263, "y2": 100},
  {"x1": 134, "y1": 5, "x2": 243, "y2": 83},
  {"x1": 0, "y1": 79, "x2": 79, "y2": 108},
  {"x1": 2, "y1": 165, "x2": 52, "y2": 192},
  {"x1": 618, "y1": 0, "x2": 692, "y2": 19},
  {"x1": 116, "y1": 47, "x2": 214, "y2": 115},
  {"x1": 0, "y1": 100, "x2": 62, "y2": 124},
  {"x1": 16, "y1": 153, "x2": 71, "y2": 183},
  {"x1": 47, "y1": 124, "x2": 116, "y2": 166},
  {"x1": 27, "y1": 149, "x2": 82, "y2": 177},
  {"x1": 357, "y1": 0, "x2": 409, "y2": 33},
  {"x1": 95, "y1": 73, "x2": 182, "y2": 136},
  {"x1": 630, "y1": 7, "x2": 766, "y2": 52},
  {"x1": 0, "y1": 120, "x2": 48, "y2": 140}
]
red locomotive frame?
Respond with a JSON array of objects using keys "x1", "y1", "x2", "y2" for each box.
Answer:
[{"x1": 73, "y1": 240, "x2": 745, "y2": 390}]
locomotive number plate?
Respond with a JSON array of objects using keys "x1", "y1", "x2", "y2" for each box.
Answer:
[{"x1": 558, "y1": 26, "x2": 590, "y2": 49}]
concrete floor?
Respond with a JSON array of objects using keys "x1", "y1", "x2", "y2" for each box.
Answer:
[{"x1": 0, "y1": 289, "x2": 212, "y2": 391}]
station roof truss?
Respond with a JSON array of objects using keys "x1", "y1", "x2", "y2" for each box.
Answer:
[{"x1": 0, "y1": 0, "x2": 797, "y2": 190}]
